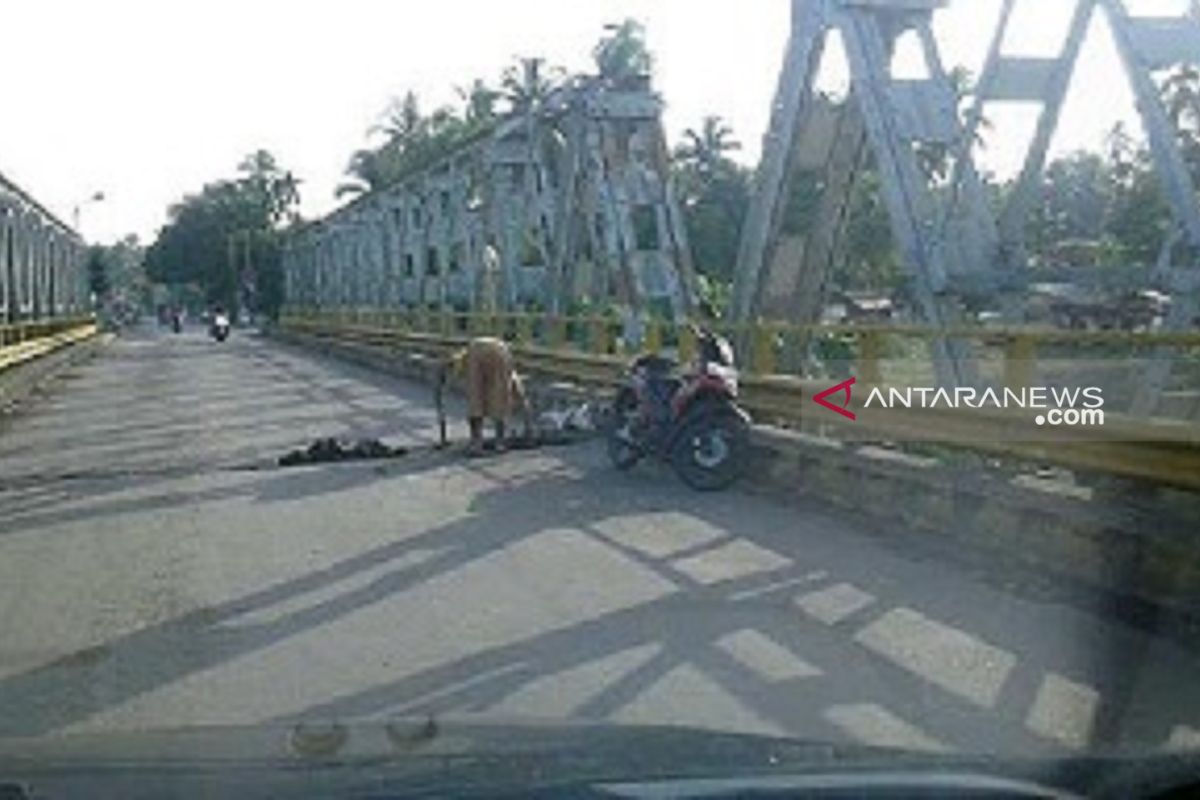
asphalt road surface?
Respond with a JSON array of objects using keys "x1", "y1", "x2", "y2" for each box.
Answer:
[{"x1": 2, "y1": 324, "x2": 1199, "y2": 759}]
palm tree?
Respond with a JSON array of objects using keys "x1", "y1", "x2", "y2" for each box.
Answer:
[
  {"x1": 237, "y1": 150, "x2": 301, "y2": 224},
  {"x1": 676, "y1": 116, "x2": 742, "y2": 175},
  {"x1": 373, "y1": 92, "x2": 424, "y2": 146},
  {"x1": 337, "y1": 148, "x2": 394, "y2": 198},
  {"x1": 501, "y1": 58, "x2": 563, "y2": 113},
  {"x1": 457, "y1": 79, "x2": 500, "y2": 126}
]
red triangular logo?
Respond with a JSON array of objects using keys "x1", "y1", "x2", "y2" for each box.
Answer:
[{"x1": 814, "y1": 377, "x2": 857, "y2": 421}]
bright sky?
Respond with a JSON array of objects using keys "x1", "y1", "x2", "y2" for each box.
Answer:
[{"x1": 0, "y1": 0, "x2": 1183, "y2": 245}]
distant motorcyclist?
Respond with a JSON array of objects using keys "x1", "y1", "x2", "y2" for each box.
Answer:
[
  {"x1": 209, "y1": 305, "x2": 231, "y2": 342},
  {"x1": 439, "y1": 337, "x2": 531, "y2": 457}
]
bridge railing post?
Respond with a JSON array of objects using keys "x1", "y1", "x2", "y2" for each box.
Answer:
[
  {"x1": 858, "y1": 330, "x2": 884, "y2": 386},
  {"x1": 679, "y1": 324, "x2": 698, "y2": 364},
  {"x1": 1004, "y1": 333, "x2": 1037, "y2": 390},
  {"x1": 588, "y1": 315, "x2": 611, "y2": 355},
  {"x1": 516, "y1": 313, "x2": 534, "y2": 346},
  {"x1": 644, "y1": 320, "x2": 663, "y2": 354},
  {"x1": 547, "y1": 315, "x2": 567, "y2": 350},
  {"x1": 750, "y1": 323, "x2": 778, "y2": 376}
]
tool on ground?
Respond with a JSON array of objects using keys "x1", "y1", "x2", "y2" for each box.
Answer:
[{"x1": 435, "y1": 368, "x2": 449, "y2": 449}]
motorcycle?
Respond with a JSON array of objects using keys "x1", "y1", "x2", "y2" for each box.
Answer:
[
  {"x1": 209, "y1": 313, "x2": 231, "y2": 342},
  {"x1": 606, "y1": 326, "x2": 752, "y2": 491}
]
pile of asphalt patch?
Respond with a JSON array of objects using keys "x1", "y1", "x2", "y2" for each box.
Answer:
[{"x1": 279, "y1": 437, "x2": 408, "y2": 467}]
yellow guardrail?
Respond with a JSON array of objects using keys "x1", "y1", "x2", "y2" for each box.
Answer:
[
  {"x1": 0, "y1": 318, "x2": 98, "y2": 374},
  {"x1": 280, "y1": 306, "x2": 1200, "y2": 380},
  {"x1": 279, "y1": 308, "x2": 1200, "y2": 491}
]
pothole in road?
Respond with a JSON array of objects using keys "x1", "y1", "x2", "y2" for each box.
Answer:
[
  {"x1": 0, "y1": 424, "x2": 598, "y2": 490},
  {"x1": 275, "y1": 424, "x2": 596, "y2": 469}
]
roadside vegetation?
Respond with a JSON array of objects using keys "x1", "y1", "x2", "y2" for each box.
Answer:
[{"x1": 133, "y1": 21, "x2": 1199, "y2": 323}]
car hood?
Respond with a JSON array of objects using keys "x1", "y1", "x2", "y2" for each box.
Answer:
[{"x1": 0, "y1": 717, "x2": 1196, "y2": 798}]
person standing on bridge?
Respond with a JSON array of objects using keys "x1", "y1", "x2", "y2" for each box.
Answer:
[{"x1": 440, "y1": 336, "x2": 531, "y2": 457}]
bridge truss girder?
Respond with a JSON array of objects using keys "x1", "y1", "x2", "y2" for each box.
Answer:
[
  {"x1": 734, "y1": 0, "x2": 993, "y2": 387},
  {"x1": 284, "y1": 76, "x2": 696, "y2": 321},
  {"x1": 734, "y1": 0, "x2": 1200, "y2": 397},
  {"x1": 0, "y1": 173, "x2": 88, "y2": 324}
]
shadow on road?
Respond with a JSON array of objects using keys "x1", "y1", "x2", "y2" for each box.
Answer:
[
  {"x1": 2, "y1": 329, "x2": 1197, "y2": 757},
  {"x1": 1, "y1": 442, "x2": 1193, "y2": 756}
]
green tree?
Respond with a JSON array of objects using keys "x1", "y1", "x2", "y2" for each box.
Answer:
[
  {"x1": 672, "y1": 116, "x2": 751, "y2": 283},
  {"x1": 500, "y1": 58, "x2": 562, "y2": 113},
  {"x1": 145, "y1": 151, "x2": 300, "y2": 318},
  {"x1": 677, "y1": 116, "x2": 742, "y2": 176},
  {"x1": 458, "y1": 79, "x2": 501, "y2": 125},
  {"x1": 840, "y1": 171, "x2": 903, "y2": 290},
  {"x1": 1161, "y1": 64, "x2": 1200, "y2": 183},
  {"x1": 594, "y1": 19, "x2": 653, "y2": 82},
  {"x1": 87, "y1": 248, "x2": 111, "y2": 299},
  {"x1": 87, "y1": 235, "x2": 148, "y2": 318},
  {"x1": 337, "y1": 88, "x2": 498, "y2": 198}
]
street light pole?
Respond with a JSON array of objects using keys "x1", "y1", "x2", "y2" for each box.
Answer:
[{"x1": 72, "y1": 191, "x2": 106, "y2": 234}]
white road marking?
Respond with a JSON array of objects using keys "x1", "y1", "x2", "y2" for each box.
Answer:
[
  {"x1": 612, "y1": 663, "x2": 788, "y2": 738},
  {"x1": 795, "y1": 583, "x2": 875, "y2": 625},
  {"x1": 714, "y1": 629, "x2": 822, "y2": 682},
  {"x1": 487, "y1": 643, "x2": 664, "y2": 717},
  {"x1": 671, "y1": 540, "x2": 792, "y2": 585},
  {"x1": 1167, "y1": 725, "x2": 1200, "y2": 751},
  {"x1": 855, "y1": 608, "x2": 1016, "y2": 709},
  {"x1": 824, "y1": 703, "x2": 952, "y2": 753},
  {"x1": 591, "y1": 512, "x2": 726, "y2": 559},
  {"x1": 1024, "y1": 673, "x2": 1100, "y2": 749},
  {"x1": 65, "y1": 529, "x2": 677, "y2": 733},
  {"x1": 729, "y1": 571, "x2": 829, "y2": 602}
]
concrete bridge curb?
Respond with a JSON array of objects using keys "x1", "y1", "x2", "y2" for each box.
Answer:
[{"x1": 0, "y1": 330, "x2": 109, "y2": 421}]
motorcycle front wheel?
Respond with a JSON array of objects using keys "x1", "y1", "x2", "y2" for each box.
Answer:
[{"x1": 670, "y1": 411, "x2": 750, "y2": 491}]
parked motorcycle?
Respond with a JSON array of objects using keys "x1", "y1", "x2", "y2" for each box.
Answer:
[
  {"x1": 209, "y1": 312, "x2": 231, "y2": 342},
  {"x1": 606, "y1": 326, "x2": 751, "y2": 491}
]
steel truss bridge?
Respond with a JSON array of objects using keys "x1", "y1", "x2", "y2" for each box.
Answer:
[
  {"x1": 282, "y1": 71, "x2": 697, "y2": 321},
  {"x1": 1, "y1": 172, "x2": 89, "y2": 329},
  {"x1": 280, "y1": 0, "x2": 1199, "y2": 414}
]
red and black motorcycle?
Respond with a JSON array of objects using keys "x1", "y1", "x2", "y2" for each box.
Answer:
[{"x1": 606, "y1": 327, "x2": 752, "y2": 491}]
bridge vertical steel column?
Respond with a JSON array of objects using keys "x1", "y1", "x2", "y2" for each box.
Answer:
[
  {"x1": 734, "y1": 0, "x2": 1199, "y2": 398},
  {"x1": 734, "y1": 0, "x2": 989, "y2": 387},
  {"x1": 0, "y1": 197, "x2": 12, "y2": 323},
  {"x1": 960, "y1": 0, "x2": 1200, "y2": 412}
]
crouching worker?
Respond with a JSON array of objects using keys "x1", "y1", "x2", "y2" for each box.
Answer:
[{"x1": 441, "y1": 337, "x2": 532, "y2": 457}]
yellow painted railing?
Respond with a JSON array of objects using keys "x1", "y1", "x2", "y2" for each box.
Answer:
[
  {"x1": 0, "y1": 317, "x2": 98, "y2": 374},
  {"x1": 278, "y1": 307, "x2": 1200, "y2": 491},
  {"x1": 280, "y1": 306, "x2": 1200, "y2": 383}
]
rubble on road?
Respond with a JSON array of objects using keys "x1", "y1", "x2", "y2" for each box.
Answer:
[
  {"x1": 279, "y1": 438, "x2": 408, "y2": 467},
  {"x1": 278, "y1": 401, "x2": 599, "y2": 467}
]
